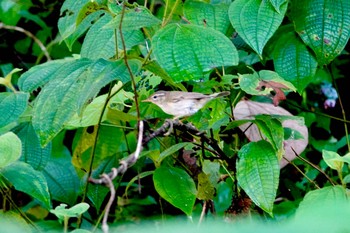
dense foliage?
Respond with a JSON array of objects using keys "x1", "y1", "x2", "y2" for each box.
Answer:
[{"x1": 1, "y1": 0, "x2": 350, "y2": 232}]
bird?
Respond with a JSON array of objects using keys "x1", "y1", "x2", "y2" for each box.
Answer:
[{"x1": 143, "y1": 90, "x2": 230, "y2": 119}]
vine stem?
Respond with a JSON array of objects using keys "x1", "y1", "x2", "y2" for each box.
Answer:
[{"x1": 0, "y1": 22, "x2": 51, "y2": 61}]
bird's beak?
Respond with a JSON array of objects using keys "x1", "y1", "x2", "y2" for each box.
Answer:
[{"x1": 142, "y1": 98, "x2": 151, "y2": 103}]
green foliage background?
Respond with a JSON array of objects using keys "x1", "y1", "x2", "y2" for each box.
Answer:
[{"x1": 1, "y1": 0, "x2": 350, "y2": 232}]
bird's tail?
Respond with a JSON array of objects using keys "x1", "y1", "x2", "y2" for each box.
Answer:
[{"x1": 210, "y1": 91, "x2": 230, "y2": 98}]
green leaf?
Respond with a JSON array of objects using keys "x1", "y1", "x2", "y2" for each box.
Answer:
[
  {"x1": 237, "y1": 140, "x2": 279, "y2": 215},
  {"x1": 20, "y1": 58, "x2": 140, "y2": 146},
  {"x1": 87, "y1": 156, "x2": 118, "y2": 210},
  {"x1": 125, "y1": 171, "x2": 154, "y2": 195},
  {"x1": 143, "y1": 61, "x2": 187, "y2": 91},
  {"x1": 1, "y1": 161, "x2": 51, "y2": 209},
  {"x1": 43, "y1": 156, "x2": 80, "y2": 205},
  {"x1": 269, "y1": 25, "x2": 318, "y2": 92},
  {"x1": 13, "y1": 123, "x2": 51, "y2": 171},
  {"x1": 295, "y1": 186, "x2": 347, "y2": 218},
  {"x1": 225, "y1": 119, "x2": 254, "y2": 131},
  {"x1": 206, "y1": 98, "x2": 229, "y2": 130},
  {"x1": 58, "y1": 0, "x2": 91, "y2": 41},
  {"x1": 183, "y1": 1, "x2": 231, "y2": 34},
  {"x1": 269, "y1": 0, "x2": 287, "y2": 13},
  {"x1": 0, "y1": 92, "x2": 29, "y2": 129},
  {"x1": 152, "y1": 24, "x2": 238, "y2": 82},
  {"x1": 158, "y1": 142, "x2": 193, "y2": 165},
  {"x1": 106, "y1": 6, "x2": 161, "y2": 30},
  {"x1": 153, "y1": 166, "x2": 197, "y2": 216},
  {"x1": 322, "y1": 150, "x2": 349, "y2": 172},
  {"x1": 202, "y1": 160, "x2": 220, "y2": 188},
  {"x1": 81, "y1": 13, "x2": 144, "y2": 59},
  {"x1": 255, "y1": 115, "x2": 284, "y2": 158},
  {"x1": 284, "y1": 127, "x2": 305, "y2": 140},
  {"x1": 290, "y1": 0, "x2": 350, "y2": 65},
  {"x1": 0, "y1": 0, "x2": 30, "y2": 25},
  {"x1": 238, "y1": 70, "x2": 296, "y2": 95},
  {"x1": 50, "y1": 203, "x2": 89, "y2": 220},
  {"x1": 0, "y1": 211, "x2": 32, "y2": 233},
  {"x1": 18, "y1": 59, "x2": 70, "y2": 92},
  {"x1": 229, "y1": 0, "x2": 288, "y2": 57},
  {"x1": 0, "y1": 132, "x2": 21, "y2": 168},
  {"x1": 197, "y1": 173, "x2": 215, "y2": 200}
]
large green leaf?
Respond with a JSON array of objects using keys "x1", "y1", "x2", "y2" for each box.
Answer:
[
  {"x1": 19, "y1": 58, "x2": 140, "y2": 146},
  {"x1": 229, "y1": 0, "x2": 288, "y2": 57},
  {"x1": 0, "y1": 92, "x2": 29, "y2": 129},
  {"x1": 237, "y1": 140, "x2": 279, "y2": 215},
  {"x1": 152, "y1": 24, "x2": 238, "y2": 82},
  {"x1": 1, "y1": 161, "x2": 51, "y2": 209},
  {"x1": 13, "y1": 123, "x2": 51, "y2": 171},
  {"x1": 183, "y1": 1, "x2": 231, "y2": 34},
  {"x1": 0, "y1": 132, "x2": 21, "y2": 168},
  {"x1": 291, "y1": 0, "x2": 350, "y2": 65},
  {"x1": 268, "y1": 25, "x2": 318, "y2": 92},
  {"x1": 81, "y1": 13, "x2": 145, "y2": 59},
  {"x1": 18, "y1": 59, "x2": 70, "y2": 92},
  {"x1": 153, "y1": 166, "x2": 197, "y2": 216}
]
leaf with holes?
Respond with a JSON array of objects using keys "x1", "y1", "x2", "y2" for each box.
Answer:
[
  {"x1": 183, "y1": 1, "x2": 231, "y2": 34},
  {"x1": 290, "y1": 0, "x2": 350, "y2": 65}
]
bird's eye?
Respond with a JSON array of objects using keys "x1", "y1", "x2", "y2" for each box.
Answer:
[{"x1": 152, "y1": 95, "x2": 158, "y2": 100}]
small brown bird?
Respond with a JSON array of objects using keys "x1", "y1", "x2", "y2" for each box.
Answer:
[{"x1": 143, "y1": 90, "x2": 230, "y2": 119}]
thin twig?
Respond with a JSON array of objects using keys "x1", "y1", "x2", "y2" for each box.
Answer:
[
  {"x1": 282, "y1": 156, "x2": 321, "y2": 189},
  {"x1": 0, "y1": 22, "x2": 51, "y2": 61},
  {"x1": 198, "y1": 201, "x2": 207, "y2": 226},
  {"x1": 101, "y1": 173, "x2": 115, "y2": 233},
  {"x1": 118, "y1": 2, "x2": 141, "y2": 121},
  {"x1": 89, "y1": 121, "x2": 144, "y2": 184},
  {"x1": 290, "y1": 147, "x2": 336, "y2": 186}
]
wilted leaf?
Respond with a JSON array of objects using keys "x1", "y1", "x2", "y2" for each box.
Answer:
[{"x1": 233, "y1": 100, "x2": 308, "y2": 167}]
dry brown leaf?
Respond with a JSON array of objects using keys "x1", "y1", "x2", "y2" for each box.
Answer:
[{"x1": 233, "y1": 100, "x2": 308, "y2": 168}]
